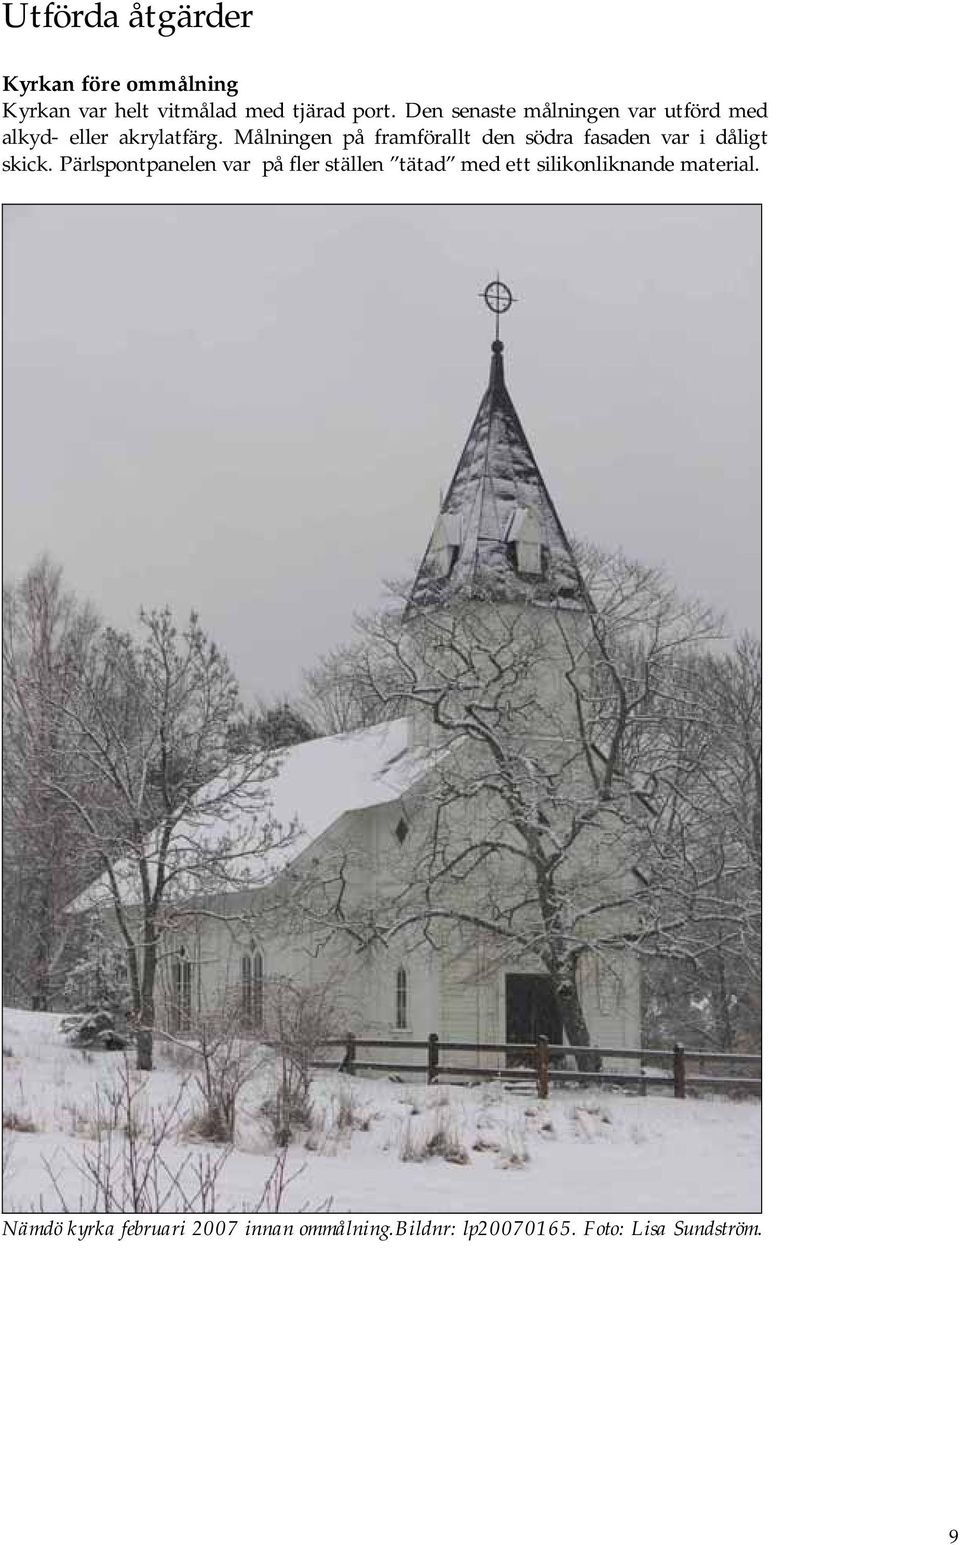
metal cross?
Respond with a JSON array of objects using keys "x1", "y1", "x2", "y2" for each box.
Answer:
[{"x1": 481, "y1": 277, "x2": 516, "y2": 341}]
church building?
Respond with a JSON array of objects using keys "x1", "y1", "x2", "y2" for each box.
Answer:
[{"x1": 84, "y1": 287, "x2": 644, "y2": 1070}]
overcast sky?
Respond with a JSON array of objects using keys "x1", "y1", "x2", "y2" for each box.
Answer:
[{"x1": 3, "y1": 204, "x2": 759, "y2": 702}]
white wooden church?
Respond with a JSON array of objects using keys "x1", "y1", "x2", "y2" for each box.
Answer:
[{"x1": 88, "y1": 294, "x2": 644, "y2": 1069}]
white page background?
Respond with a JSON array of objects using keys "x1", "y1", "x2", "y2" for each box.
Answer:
[{"x1": 1, "y1": 3, "x2": 956, "y2": 1541}]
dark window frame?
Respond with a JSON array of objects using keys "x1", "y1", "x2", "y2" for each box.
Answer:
[
  {"x1": 172, "y1": 951, "x2": 193, "y2": 1034},
  {"x1": 241, "y1": 948, "x2": 264, "y2": 1030}
]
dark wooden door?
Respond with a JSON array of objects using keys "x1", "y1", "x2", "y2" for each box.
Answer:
[{"x1": 505, "y1": 974, "x2": 562, "y2": 1066}]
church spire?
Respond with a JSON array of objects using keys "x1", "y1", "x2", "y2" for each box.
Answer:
[{"x1": 406, "y1": 282, "x2": 592, "y2": 613}]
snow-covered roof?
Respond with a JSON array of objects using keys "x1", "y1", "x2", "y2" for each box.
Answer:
[
  {"x1": 70, "y1": 717, "x2": 433, "y2": 912},
  {"x1": 241, "y1": 716, "x2": 424, "y2": 857},
  {"x1": 407, "y1": 340, "x2": 592, "y2": 612}
]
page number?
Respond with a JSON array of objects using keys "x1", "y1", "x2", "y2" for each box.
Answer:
[{"x1": 949, "y1": 1531, "x2": 958, "y2": 1542}]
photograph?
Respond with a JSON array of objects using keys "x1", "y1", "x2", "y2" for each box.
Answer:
[{"x1": 2, "y1": 203, "x2": 760, "y2": 1213}]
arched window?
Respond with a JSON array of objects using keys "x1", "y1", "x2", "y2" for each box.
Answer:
[
  {"x1": 172, "y1": 946, "x2": 192, "y2": 1034},
  {"x1": 241, "y1": 946, "x2": 264, "y2": 1030},
  {"x1": 395, "y1": 966, "x2": 408, "y2": 1030}
]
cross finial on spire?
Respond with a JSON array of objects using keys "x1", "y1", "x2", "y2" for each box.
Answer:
[
  {"x1": 480, "y1": 276, "x2": 515, "y2": 344},
  {"x1": 406, "y1": 277, "x2": 591, "y2": 616}
]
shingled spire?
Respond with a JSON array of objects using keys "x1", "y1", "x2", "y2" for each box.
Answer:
[{"x1": 407, "y1": 326, "x2": 592, "y2": 613}]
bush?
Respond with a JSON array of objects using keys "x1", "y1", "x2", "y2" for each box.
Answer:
[
  {"x1": 3, "y1": 1108, "x2": 38, "y2": 1133},
  {"x1": 259, "y1": 1082, "x2": 313, "y2": 1148},
  {"x1": 399, "y1": 1104, "x2": 470, "y2": 1165},
  {"x1": 61, "y1": 1010, "x2": 129, "y2": 1051},
  {"x1": 183, "y1": 998, "x2": 267, "y2": 1144},
  {"x1": 63, "y1": 918, "x2": 131, "y2": 1021}
]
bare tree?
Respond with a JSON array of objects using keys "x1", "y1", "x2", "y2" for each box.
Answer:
[
  {"x1": 302, "y1": 639, "x2": 399, "y2": 736},
  {"x1": 2, "y1": 558, "x2": 100, "y2": 1008},
  {"x1": 630, "y1": 631, "x2": 761, "y2": 1049},
  {"x1": 701, "y1": 632, "x2": 762, "y2": 887},
  {"x1": 688, "y1": 632, "x2": 762, "y2": 1045},
  {"x1": 259, "y1": 972, "x2": 348, "y2": 1144},
  {"x1": 31, "y1": 606, "x2": 299, "y2": 1070},
  {"x1": 296, "y1": 554, "x2": 743, "y2": 1069},
  {"x1": 226, "y1": 699, "x2": 315, "y2": 753}
]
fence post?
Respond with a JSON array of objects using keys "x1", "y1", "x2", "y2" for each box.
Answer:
[
  {"x1": 673, "y1": 1041, "x2": 686, "y2": 1099},
  {"x1": 427, "y1": 1032, "x2": 439, "y2": 1086},
  {"x1": 341, "y1": 1032, "x2": 356, "y2": 1076},
  {"x1": 536, "y1": 1036, "x2": 550, "y2": 1101}
]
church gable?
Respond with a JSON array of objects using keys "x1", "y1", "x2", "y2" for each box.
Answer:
[{"x1": 70, "y1": 717, "x2": 433, "y2": 913}]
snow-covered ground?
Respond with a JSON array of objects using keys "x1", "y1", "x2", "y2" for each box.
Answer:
[{"x1": 2, "y1": 1009, "x2": 760, "y2": 1213}]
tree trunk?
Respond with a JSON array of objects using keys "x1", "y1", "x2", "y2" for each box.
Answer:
[
  {"x1": 713, "y1": 951, "x2": 734, "y2": 1050},
  {"x1": 31, "y1": 886, "x2": 53, "y2": 1011},
  {"x1": 136, "y1": 928, "x2": 158, "y2": 1071},
  {"x1": 136, "y1": 1023, "x2": 154, "y2": 1072},
  {"x1": 31, "y1": 942, "x2": 50, "y2": 1010},
  {"x1": 121, "y1": 936, "x2": 138, "y2": 994},
  {"x1": 554, "y1": 971, "x2": 601, "y2": 1074}
]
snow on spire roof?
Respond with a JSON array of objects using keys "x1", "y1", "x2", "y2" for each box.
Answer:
[{"x1": 407, "y1": 338, "x2": 592, "y2": 612}]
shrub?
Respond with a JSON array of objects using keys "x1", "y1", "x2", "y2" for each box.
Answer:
[
  {"x1": 3, "y1": 1108, "x2": 38, "y2": 1133},
  {"x1": 496, "y1": 1126, "x2": 530, "y2": 1168},
  {"x1": 259, "y1": 1083, "x2": 313, "y2": 1148},
  {"x1": 400, "y1": 1105, "x2": 470, "y2": 1165},
  {"x1": 184, "y1": 997, "x2": 267, "y2": 1144}
]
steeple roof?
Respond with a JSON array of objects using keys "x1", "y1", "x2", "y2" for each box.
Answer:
[{"x1": 407, "y1": 340, "x2": 591, "y2": 612}]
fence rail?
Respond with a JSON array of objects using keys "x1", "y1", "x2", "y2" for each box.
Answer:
[{"x1": 307, "y1": 1034, "x2": 760, "y2": 1101}]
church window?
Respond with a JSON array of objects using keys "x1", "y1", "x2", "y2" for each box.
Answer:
[
  {"x1": 395, "y1": 966, "x2": 409, "y2": 1029},
  {"x1": 241, "y1": 946, "x2": 264, "y2": 1030},
  {"x1": 395, "y1": 816, "x2": 409, "y2": 845},
  {"x1": 172, "y1": 947, "x2": 193, "y2": 1035}
]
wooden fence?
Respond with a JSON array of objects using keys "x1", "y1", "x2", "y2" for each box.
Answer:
[{"x1": 309, "y1": 1034, "x2": 761, "y2": 1101}]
